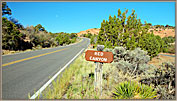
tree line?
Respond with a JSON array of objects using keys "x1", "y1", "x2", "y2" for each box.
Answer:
[{"x1": 2, "y1": 2, "x2": 78, "y2": 51}]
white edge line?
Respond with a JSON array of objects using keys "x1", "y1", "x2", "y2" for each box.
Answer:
[{"x1": 30, "y1": 48, "x2": 85, "y2": 99}]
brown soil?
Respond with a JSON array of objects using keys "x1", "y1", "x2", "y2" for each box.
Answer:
[
  {"x1": 148, "y1": 54, "x2": 175, "y2": 68},
  {"x1": 149, "y1": 28, "x2": 175, "y2": 38}
]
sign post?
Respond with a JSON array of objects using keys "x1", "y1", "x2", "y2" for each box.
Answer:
[
  {"x1": 95, "y1": 61, "x2": 103, "y2": 96},
  {"x1": 85, "y1": 45, "x2": 113, "y2": 96}
]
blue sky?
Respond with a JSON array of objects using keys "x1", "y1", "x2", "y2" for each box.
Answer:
[{"x1": 6, "y1": 2, "x2": 175, "y2": 33}]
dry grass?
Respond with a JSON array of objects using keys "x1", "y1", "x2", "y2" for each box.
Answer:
[{"x1": 2, "y1": 49, "x2": 35, "y2": 55}]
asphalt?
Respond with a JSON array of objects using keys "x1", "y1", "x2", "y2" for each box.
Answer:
[
  {"x1": 2, "y1": 38, "x2": 90, "y2": 100},
  {"x1": 159, "y1": 54, "x2": 175, "y2": 57}
]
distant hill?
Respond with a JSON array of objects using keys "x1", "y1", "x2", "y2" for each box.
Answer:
[
  {"x1": 77, "y1": 27, "x2": 175, "y2": 38},
  {"x1": 149, "y1": 28, "x2": 175, "y2": 38},
  {"x1": 77, "y1": 28, "x2": 100, "y2": 37}
]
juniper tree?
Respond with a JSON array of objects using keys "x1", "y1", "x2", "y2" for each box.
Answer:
[
  {"x1": 97, "y1": 9, "x2": 166, "y2": 58},
  {"x1": 97, "y1": 9, "x2": 143, "y2": 48},
  {"x1": 2, "y1": 2, "x2": 12, "y2": 16}
]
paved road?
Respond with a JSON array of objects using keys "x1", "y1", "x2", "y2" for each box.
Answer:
[
  {"x1": 2, "y1": 38, "x2": 90, "y2": 99},
  {"x1": 159, "y1": 54, "x2": 175, "y2": 57}
]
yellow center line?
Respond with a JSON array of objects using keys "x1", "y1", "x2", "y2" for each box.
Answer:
[{"x1": 2, "y1": 48, "x2": 68, "y2": 67}]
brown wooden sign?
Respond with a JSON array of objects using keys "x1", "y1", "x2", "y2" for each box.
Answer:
[{"x1": 85, "y1": 50, "x2": 113, "y2": 63}]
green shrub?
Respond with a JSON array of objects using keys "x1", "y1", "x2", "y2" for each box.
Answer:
[
  {"x1": 112, "y1": 81, "x2": 157, "y2": 99},
  {"x1": 138, "y1": 33, "x2": 162, "y2": 58},
  {"x1": 90, "y1": 35, "x2": 97, "y2": 45},
  {"x1": 71, "y1": 38, "x2": 76, "y2": 43},
  {"x1": 113, "y1": 81, "x2": 134, "y2": 99},
  {"x1": 55, "y1": 32, "x2": 73, "y2": 46},
  {"x1": 162, "y1": 36, "x2": 175, "y2": 44},
  {"x1": 105, "y1": 41, "x2": 113, "y2": 48},
  {"x1": 167, "y1": 44, "x2": 175, "y2": 54}
]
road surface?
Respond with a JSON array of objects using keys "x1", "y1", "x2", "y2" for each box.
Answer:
[
  {"x1": 2, "y1": 38, "x2": 90, "y2": 99},
  {"x1": 159, "y1": 54, "x2": 175, "y2": 57}
]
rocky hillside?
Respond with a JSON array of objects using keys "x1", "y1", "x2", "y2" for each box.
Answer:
[
  {"x1": 77, "y1": 28, "x2": 100, "y2": 37},
  {"x1": 77, "y1": 27, "x2": 175, "y2": 38}
]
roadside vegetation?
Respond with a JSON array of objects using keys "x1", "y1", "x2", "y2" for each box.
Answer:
[
  {"x1": 41, "y1": 46, "x2": 175, "y2": 99},
  {"x1": 2, "y1": 2, "x2": 80, "y2": 55},
  {"x1": 41, "y1": 8, "x2": 175, "y2": 100}
]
